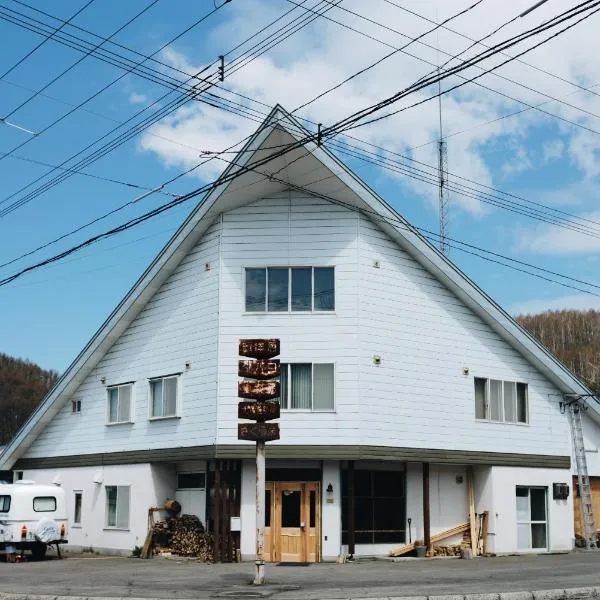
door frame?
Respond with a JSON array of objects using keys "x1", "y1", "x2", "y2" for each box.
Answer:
[{"x1": 265, "y1": 481, "x2": 321, "y2": 562}]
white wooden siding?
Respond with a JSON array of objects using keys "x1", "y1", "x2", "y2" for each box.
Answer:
[
  {"x1": 23, "y1": 193, "x2": 573, "y2": 459},
  {"x1": 23, "y1": 221, "x2": 221, "y2": 459},
  {"x1": 356, "y1": 212, "x2": 569, "y2": 455},
  {"x1": 217, "y1": 195, "x2": 361, "y2": 444}
]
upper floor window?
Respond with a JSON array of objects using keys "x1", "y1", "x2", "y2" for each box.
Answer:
[
  {"x1": 150, "y1": 375, "x2": 180, "y2": 419},
  {"x1": 245, "y1": 267, "x2": 335, "y2": 312},
  {"x1": 106, "y1": 384, "x2": 133, "y2": 425},
  {"x1": 71, "y1": 399, "x2": 82, "y2": 414},
  {"x1": 475, "y1": 377, "x2": 528, "y2": 424},
  {"x1": 277, "y1": 363, "x2": 335, "y2": 411}
]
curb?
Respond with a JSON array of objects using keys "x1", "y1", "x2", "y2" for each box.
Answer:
[{"x1": 1, "y1": 588, "x2": 600, "y2": 600}]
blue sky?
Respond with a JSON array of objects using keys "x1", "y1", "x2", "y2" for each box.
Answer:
[{"x1": 0, "y1": 0, "x2": 599, "y2": 373}]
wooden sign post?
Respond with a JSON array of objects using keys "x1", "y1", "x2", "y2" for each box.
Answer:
[{"x1": 238, "y1": 339, "x2": 280, "y2": 585}]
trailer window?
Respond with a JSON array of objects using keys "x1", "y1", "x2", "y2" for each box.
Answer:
[
  {"x1": 33, "y1": 496, "x2": 56, "y2": 512},
  {"x1": 0, "y1": 495, "x2": 10, "y2": 512}
]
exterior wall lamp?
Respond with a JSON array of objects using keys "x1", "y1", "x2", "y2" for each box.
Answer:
[{"x1": 326, "y1": 483, "x2": 334, "y2": 494}]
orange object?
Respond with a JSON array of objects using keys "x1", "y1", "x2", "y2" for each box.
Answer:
[
  {"x1": 21, "y1": 525, "x2": 27, "y2": 539},
  {"x1": 60, "y1": 523, "x2": 66, "y2": 537}
]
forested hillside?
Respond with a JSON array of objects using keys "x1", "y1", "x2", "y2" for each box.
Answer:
[
  {"x1": 517, "y1": 309, "x2": 600, "y2": 393},
  {"x1": 0, "y1": 353, "x2": 58, "y2": 445}
]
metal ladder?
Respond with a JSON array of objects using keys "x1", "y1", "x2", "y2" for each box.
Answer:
[{"x1": 566, "y1": 398, "x2": 598, "y2": 549}]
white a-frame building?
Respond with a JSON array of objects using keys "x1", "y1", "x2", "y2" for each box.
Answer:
[{"x1": 2, "y1": 106, "x2": 600, "y2": 560}]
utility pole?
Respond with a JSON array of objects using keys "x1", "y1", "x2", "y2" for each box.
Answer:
[{"x1": 437, "y1": 67, "x2": 449, "y2": 256}]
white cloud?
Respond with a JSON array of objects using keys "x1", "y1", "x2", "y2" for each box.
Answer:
[
  {"x1": 511, "y1": 293, "x2": 600, "y2": 316},
  {"x1": 542, "y1": 139, "x2": 565, "y2": 163},
  {"x1": 133, "y1": 0, "x2": 600, "y2": 216},
  {"x1": 518, "y1": 209, "x2": 600, "y2": 255},
  {"x1": 128, "y1": 92, "x2": 148, "y2": 105}
]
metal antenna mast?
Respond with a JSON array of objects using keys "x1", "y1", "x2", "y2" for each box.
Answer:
[{"x1": 437, "y1": 67, "x2": 450, "y2": 256}]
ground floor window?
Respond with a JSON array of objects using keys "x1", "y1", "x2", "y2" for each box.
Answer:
[
  {"x1": 105, "y1": 485, "x2": 130, "y2": 529},
  {"x1": 516, "y1": 486, "x2": 547, "y2": 549},
  {"x1": 73, "y1": 491, "x2": 82, "y2": 526},
  {"x1": 341, "y1": 468, "x2": 406, "y2": 544}
]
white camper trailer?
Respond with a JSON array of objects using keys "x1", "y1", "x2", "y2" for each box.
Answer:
[{"x1": 0, "y1": 481, "x2": 68, "y2": 559}]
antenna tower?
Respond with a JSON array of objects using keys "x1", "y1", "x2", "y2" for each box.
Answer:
[{"x1": 437, "y1": 68, "x2": 450, "y2": 255}]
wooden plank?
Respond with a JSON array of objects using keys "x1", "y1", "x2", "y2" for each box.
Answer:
[
  {"x1": 389, "y1": 522, "x2": 470, "y2": 557},
  {"x1": 466, "y1": 466, "x2": 477, "y2": 556},
  {"x1": 213, "y1": 463, "x2": 221, "y2": 563}
]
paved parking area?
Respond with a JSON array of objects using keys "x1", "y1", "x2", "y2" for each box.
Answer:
[{"x1": 1, "y1": 552, "x2": 600, "y2": 599}]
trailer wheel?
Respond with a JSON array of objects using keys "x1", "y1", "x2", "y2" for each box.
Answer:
[{"x1": 31, "y1": 542, "x2": 47, "y2": 561}]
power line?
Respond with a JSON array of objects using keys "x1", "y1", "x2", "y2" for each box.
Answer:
[
  {"x1": 289, "y1": 0, "x2": 600, "y2": 137},
  {"x1": 334, "y1": 1, "x2": 600, "y2": 133},
  {"x1": 2, "y1": 0, "x2": 161, "y2": 121},
  {"x1": 382, "y1": 0, "x2": 600, "y2": 101},
  {"x1": 0, "y1": 0, "x2": 96, "y2": 80},
  {"x1": 1, "y1": 2, "x2": 597, "y2": 280},
  {"x1": 0, "y1": 0, "x2": 333, "y2": 218}
]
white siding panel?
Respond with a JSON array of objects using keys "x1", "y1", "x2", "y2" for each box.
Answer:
[
  {"x1": 24, "y1": 221, "x2": 222, "y2": 459},
  {"x1": 217, "y1": 195, "x2": 361, "y2": 445},
  {"x1": 357, "y1": 213, "x2": 568, "y2": 455}
]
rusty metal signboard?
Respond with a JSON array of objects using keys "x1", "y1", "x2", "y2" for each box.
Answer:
[
  {"x1": 238, "y1": 380, "x2": 280, "y2": 400},
  {"x1": 238, "y1": 423, "x2": 280, "y2": 442},
  {"x1": 238, "y1": 359, "x2": 280, "y2": 379},
  {"x1": 237, "y1": 338, "x2": 280, "y2": 585},
  {"x1": 239, "y1": 339, "x2": 280, "y2": 360},
  {"x1": 238, "y1": 400, "x2": 280, "y2": 422}
]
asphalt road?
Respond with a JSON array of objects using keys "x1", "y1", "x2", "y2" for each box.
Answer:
[{"x1": 1, "y1": 552, "x2": 600, "y2": 599}]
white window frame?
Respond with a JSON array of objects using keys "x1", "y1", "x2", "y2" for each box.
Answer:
[
  {"x1": 243, "y1": 266, "x2": 335, "y2": 313},
  {"x1": 278, "y1": 362, "x2": 336, "y2": 412},
  {"x1": 73, "y1": 490, "x2": 83, "y2": 527},
  {"x1": 474, "y1": 377, "x2": 528, "y2": 425},
  {"x1": 105, "y1": 383, "x2": 134, "y2": 425},
  {"x1": 148, "y1": 374, "x2": 182, "y2": 420},
  {"x1": 104, "y1": 485, "x2": 130, "y2": 530},
  {"x1": 71, "y1": 399, "x2": 82, "y2": 414},
  {"x1": 516, "y1": 486, "x2": 548, "y2": 551}
]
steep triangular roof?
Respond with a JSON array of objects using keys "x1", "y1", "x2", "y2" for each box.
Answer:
[{"x1": 1, "y1": 105, "x2": 595, "y2": 469}]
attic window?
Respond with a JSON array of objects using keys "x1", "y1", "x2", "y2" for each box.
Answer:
[{"x1": 245, "y1": 267, "x2": 335, "y2": 312}]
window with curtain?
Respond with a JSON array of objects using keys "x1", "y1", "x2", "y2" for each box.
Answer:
[
  {"x1": 276, "y1": 363, "x2": 334, "y2": 410},
  {"x1": 474, "y1": 378, "x2": 528, "y2": 424},
  {"x1": 244, "y1": 267, "x2": 335, "y2": 312},
  {"x1": 105, "y1": 486, "x2": 130, "y2": 529},
  {"x1": 150, "y1": 375, "x2": 179, "y2": 418},
  {"x1": 106, "y1": 383, "x2": 133, "y2": 424}
]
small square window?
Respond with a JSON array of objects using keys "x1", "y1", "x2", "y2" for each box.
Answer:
[
  {"x1": 106, "y1": 384, "x2": 133, "y2": 424},
  {"x1": 150, "y1": 376, "x2": 179, "y2": 418}
]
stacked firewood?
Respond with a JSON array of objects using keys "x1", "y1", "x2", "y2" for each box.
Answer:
[
  {"x1": 429, "y1": 544, "x2": 464, "y2": 557},
  {"x1": 151, "y1": 514, "x2": 214, "y2": 561}
]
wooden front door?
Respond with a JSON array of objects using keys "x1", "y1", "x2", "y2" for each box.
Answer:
[{"x1": 264, "y1": 481, "x2": 320, "y2": 562}]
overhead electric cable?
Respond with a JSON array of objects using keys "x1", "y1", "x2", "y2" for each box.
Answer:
[
  {"x1": 0, "y1": 0, "x2": 96, "y2": 80},
  {"x1": 0, "y1": 0, "x2": 335, "y2": 218},
  {"x1": 2, "y1": 0, "x2": 160, "y2": 121}
]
